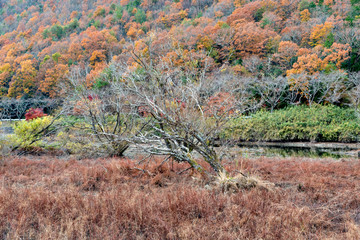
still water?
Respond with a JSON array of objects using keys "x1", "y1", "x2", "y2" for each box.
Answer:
[{"x1": 236, "y1": 145, "x2": 355, "y2": 159}]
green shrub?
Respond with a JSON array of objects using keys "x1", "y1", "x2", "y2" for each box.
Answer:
[
  {"x1": 42, "y1": 28, "x2": 50, "y2": 39},
  {"x1": 52, "y1": 52, "x2": 61, "y2": 63},
  {"x1": 115, "y1": 6, "x2": 123, "y2": 20},
  {"x1": 223, "y1": 105, "x2": 360, "y2": 142},
  {"x1": 135, "y1": 9, "x2": 146, "y2": 24},
  {"x1": 9, "y1": 116, "x2": 53, "y2": 149},
  {"x1": 254, "y1": 7, "x2": 265, "y2": 22},
  {"x1": 40, "y1": 55, "x2": 50, "y2": 65},
  {"x1": 50, "y1": 24, "x2": 64, "y2": 40},
  {"x1": 94, "y1": 20, "x2": 101, "y2": 29},
  {"x1": 64, "y1": 19, "x2": 79, "y2": 32}
]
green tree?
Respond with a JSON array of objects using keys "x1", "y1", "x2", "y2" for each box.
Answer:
[{"x1": 135, "y1": 9, "x2": 146, "y2": 24}]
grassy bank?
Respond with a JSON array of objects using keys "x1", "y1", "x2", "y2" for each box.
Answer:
[{"x1": 223, "y1": 105, "x2": 360, "y2": 143}]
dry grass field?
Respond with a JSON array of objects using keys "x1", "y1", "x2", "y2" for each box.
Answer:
[{"x1": 0, "y1": 155, "x2": 359, "y2": 239}]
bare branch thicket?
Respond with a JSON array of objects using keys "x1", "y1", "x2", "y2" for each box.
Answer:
[
  {"x1": 0, "y1": 98, "x2": 10, "y2": 120},
  {"x1": 347, "y1": 72, "x2": 360, "y2": 111},
  {"x1": 242, "y1": 56, "x2": 263, "y2": 74},
  {"x1": 62, "y1": 66, "x2": 137, "y2": 157},
  {"x1": 0, "y1": 98, "x2": 60, "y2": 119},
  {"x1": 104, "y1": 52, "x2": 259, "y2": 174},
  {"x1": 285, "y1": 89, "x2": 301, "y2": 105},
  {"x1": 61, "y1": 40, "x2": 258, "y2": 174},
  {"x1": 288, "y1": 74, "x2": 319, "y2": 107},
  {"x1": 252, "y1": 76, "x2": 288, "y2": 112},
  {"x1": 321, "y1": 71, "x2": 348, "y2": 105},
  {"x1": 287, "y1": 71, "x2": 347, "y2": 107},
  {"x1": 14, "y1": 99, "x2": 28, "y2": 119},
  {"x1": 0, "y1": 98, "x2": 27, "y2": 119},
  {"x1": 334, "y1": 27, "x2": 360, "y2": 50}
]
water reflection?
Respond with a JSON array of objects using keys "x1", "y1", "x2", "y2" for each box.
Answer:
[{"x1": 237, "y1": 146, "x2": 354, "y2": 159}]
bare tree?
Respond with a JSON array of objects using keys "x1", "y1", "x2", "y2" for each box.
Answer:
[
  {"x1": 252, "y1": 76, "x2": 288, "y2": 112},
  {"x1": 59, "y1": 36, "x2": 259, "y2": 174},
  {"x1": 242, "y1": 56, "x2": 263, "y2": 74},
  {"x1": 118, "y1": 59, "x2": 227, "y2": 173},
  {"x1": 87, "y1": 55, "x2": 257, "y2": 174},
  {"x1": 285, "y1": 88, "x2": 301, "y2": 106},
  {"x1": 62, "y1": 66, "x2": 137, "y2": 157},
  {"x1": 322, "y1": 71, "x2": 348, "y2": 105},
  {"x1": 0, "y1": 98, "x2": 60, "y2": 120},
  {"x1": 0, "y1": 98, "x2": 27, "y2": 119},
  {"x1": 348, "y1": 72, "x2": 360, "y2": 111},
  {"x1": 287, "y1": 71, "x2": 347, "y2": 107}
]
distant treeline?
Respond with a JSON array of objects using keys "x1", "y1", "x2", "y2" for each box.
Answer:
[{"x1": 0, "y1": 98, "x2": 60, "y2": 119}]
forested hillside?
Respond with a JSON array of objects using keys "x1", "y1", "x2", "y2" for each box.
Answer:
[{"x1": 0, "y1": 0, "x2": 359, "y2": 100}]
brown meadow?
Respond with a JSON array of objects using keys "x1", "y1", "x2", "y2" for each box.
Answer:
[{"x1": 0, "y1": 155, "x2": 359, "y2": 239}]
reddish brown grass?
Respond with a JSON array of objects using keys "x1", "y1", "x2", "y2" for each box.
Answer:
[{"x1": 0, "y1": 155, "x2": 359, "y2": 239}]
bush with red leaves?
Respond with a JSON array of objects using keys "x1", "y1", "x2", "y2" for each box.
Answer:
[{"x1": 25, "y1": 108, "x2": 47, "y2": 121}]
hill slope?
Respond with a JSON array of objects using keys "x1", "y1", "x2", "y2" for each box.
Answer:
[{"x1": 0, "y1": 0, "x2": 359, "y2": 99}]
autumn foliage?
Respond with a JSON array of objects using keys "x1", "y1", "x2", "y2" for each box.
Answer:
[
  {"x1": 0, "y1": 0, "x2": 358, "y2": 100},
  {"x1": 0, "y1": 1, "x2": 360, "y2": 237},
  {"x1": 24, "y1": 108, "x2": 47, "y2": 121}
]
